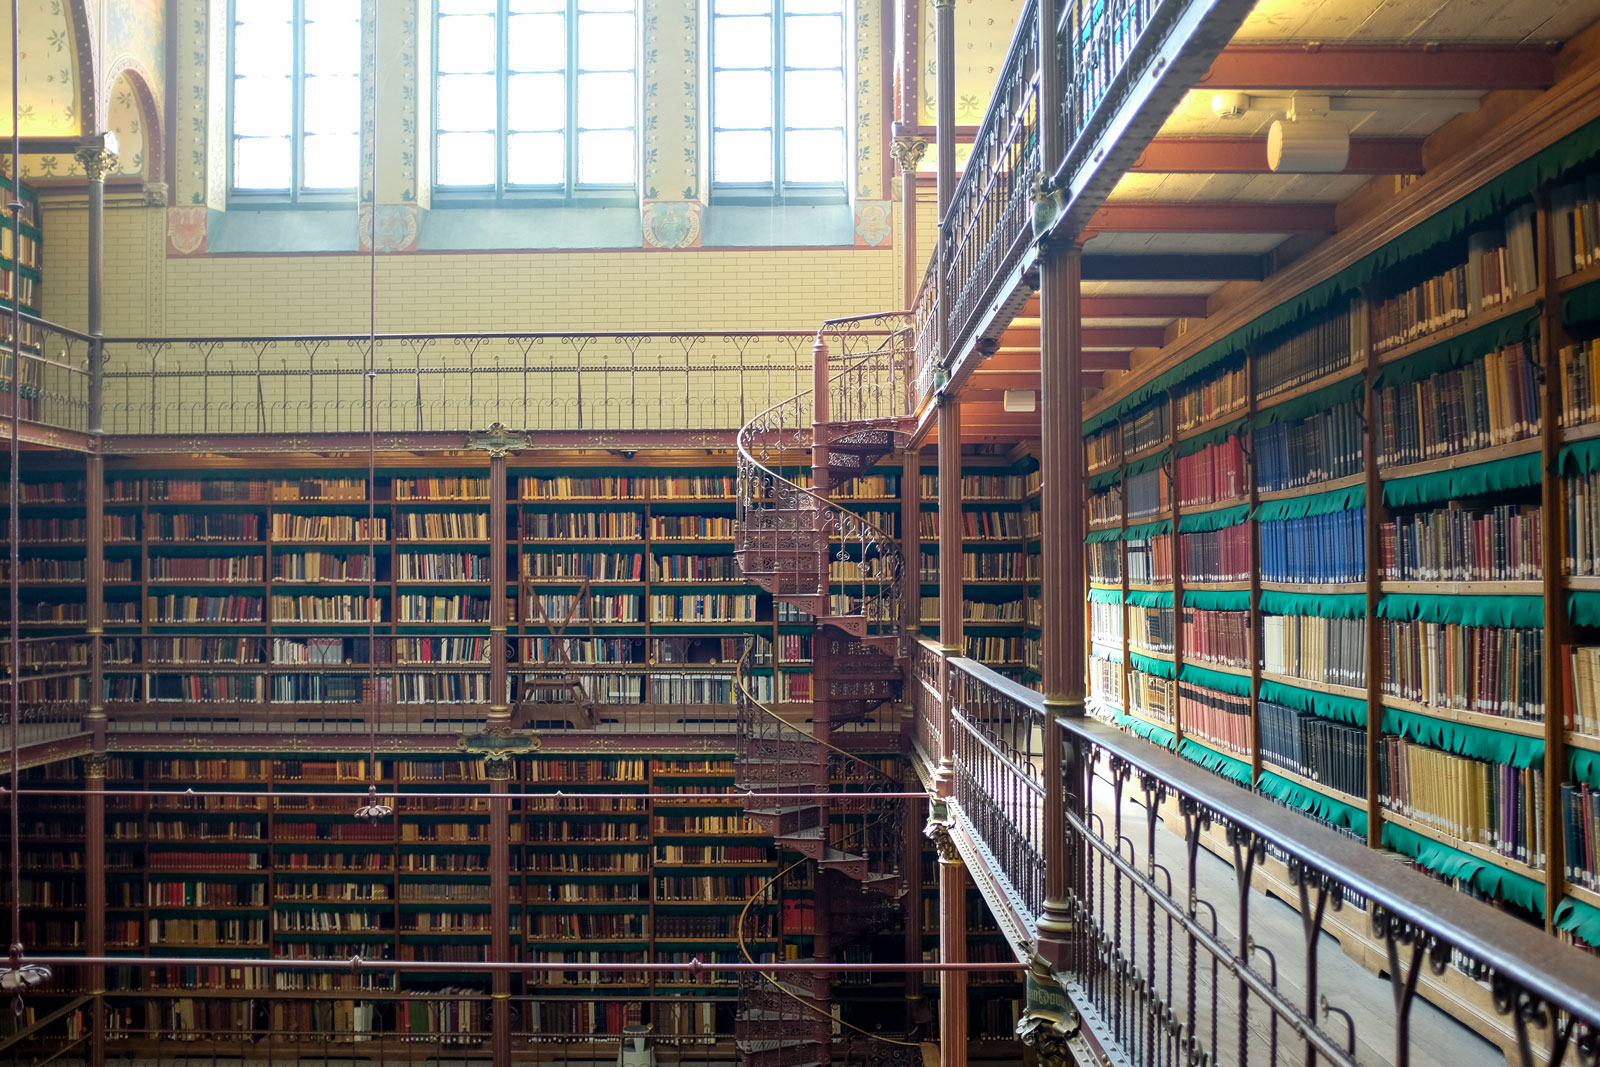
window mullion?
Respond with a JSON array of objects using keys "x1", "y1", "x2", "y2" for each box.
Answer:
[
  {"x1": 773, "y1": 0, "x2": 784, "y2": 188},
  {"x1": 499, "y1": 0, "x2": 511, "y2": 197},
  {"x1": 293, "y1": 0, "x2": 306, "y2": 201},
  {"x1": 568, "y1": 0, "x2": 579, "y2": 193}
]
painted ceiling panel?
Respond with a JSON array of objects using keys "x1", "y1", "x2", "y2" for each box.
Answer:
[{"x1": 0, "y1": 0, "x2": 82, "y2": 138}]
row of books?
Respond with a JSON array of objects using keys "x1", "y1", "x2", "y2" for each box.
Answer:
[
  {"x1": 918, "y1": 473, "x2": 1027, "y2": 499},
  {"x1": 272, "y1": 514, "x2": 387, "y2": 540},
  {"x1": 918, "y1": 511, "x2": 1026, "y2": 539},
  {"x1": 1181, "y1": 606, "x2": 1250, "y2": 668},
  {"x1": 1177, "y1": 683, "x2": 1251, "y2": 757},
  {"x1": 1126, "y1": 533, "x2": 1172, "y2": 585},
  {"x1": 1088, "y1": 542, "x2": 1121, "y2": 584},
  {"x1": 1561, "y1": 782, "x2": 1600, "y2": 890},
  {"x1": 1175, "y1": 361, "x2": 1248, "y2": 432},
  {"x1": 1124, "y1": 401, "x2": 1171, "y2": 456},
  {"x1": 1258, "y1": 701, "x2": 1367, "y2": 797},
  {"x1": 1260, "y1": 509, "x2": 1366, "y2": 585},
  {"x1": 392, "y1": 477, "x2": 490, "y2": 500},
  {"x1": 396, "y1": 595, "x2": 490, "y2": 622},
  {"x1": 964, "y1": 635, "x2": 1024, "y2": 662},
  {"x1": 1559, "y1": 338, "x2": 1600, "y2": 427},
  {"x1": 1379, "y1": 620, "x2": 1546, "y2": 720},
  {"x1": 1261, "y1": 614, "x2": 1367, "y2": 689},
  {"x1": 523, "y1": 551, "x2": 644, "y2": 580},
  {"x1": 146, "y1": 478, "x2": 268, "y2": 502},
  {"x1": 1179, "y1": 525, "x2": 1251, "y2": 583},
  {"x1": 1379, "y1": 736, "x2": 1546, "y2": 865},
  {"x1": 1253, "y1": 304, "x2": 1358, "y2": 400},
  {"x1": 398, "y1": 513, "x2": 490, "y2": 540},
  {"x1": 1567, "y1": 646, "x2": 1600, "y2": 735},
  {"x1": 1380, "y1": 502, "x2": 1541, "y2": 582},
  {"x1": 650, "y1": 516, "x2": 736, "y2": 539},
  {"x1": 1125, "y1": 468, "x2": 1169, "y2": 520},
  {"x1": 1377, "y1": 342, "x2": 1542, "y2": 468},
  {"x1": 1088, "y1": 487, "x2": 1121, "y2": 527},
  {"x1": 1129, "y1": 605, "x2": 1174, "y2": 655},
  {"x1": 1567, "y1": 469, "x2": 1600, "y2": 576},
  {"x1": 1176, "y1": 437, "x2": 1246, "y2": 508},
  {"x1": 1089, "y1": 600, "x2": 1123, "y2": 643},
  {"x1": 145, "y1": 595, "x2": 265, "y2": 623},
  {"x1": 1089, "y1": 653, "x2": 1122, "y2": 705},
  {"x1": 1128, "y1": 670, "x2": 1173, "y2": 725},
  {"x1": 1253, "y1": 401, "x2": 1364, "y2": 493},
  {"x1": 276, "y1": 551, "x2": 378, "y2": 581},
  {"x1": 1087, "y1": 425, "x2": 1122, "y2": 473}
]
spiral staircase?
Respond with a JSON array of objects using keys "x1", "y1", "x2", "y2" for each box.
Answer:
[{"x1": 732, "y1": 315, "x2": 920, "y2": 1067}]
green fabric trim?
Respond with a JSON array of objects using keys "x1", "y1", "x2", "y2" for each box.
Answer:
[
  {"x1": 1088, "y1": 587, "x2": 1122, "y2": 604},
  {"x1": 1178, "y1": 738, "x2": 1254, "y2": 786},
  {"x1": 1258, "y1": 678, "x2": 1368, "y2": 726},
  {"x1": 1125, "y1": 589, "x2": 1174, "y2": 608},
  {"x1": 1382, "y1": 451, "x2": 1542, "y2": 509},
  {"x1": 1176, "y1": 419, "x2": 1247, "y2": 459},
  {"x1": 1372, "y1": 308, "x2": 1541, "y2": 390},
  {"x1": 1554, "y1": 896, "x2": 1600, "y2": 945},
  {"x1": 1088, "y1": 468, "x2": 1124, "y2": 491},
  {"x1": 1259, "y1": 590, "x2": 1368, "y2": 619},
  {"x1": 1085, "y1": 527, "x2": 1122, "y2": 543},
  {"x1": 1124, "y1": 449, "x2": 1171, "y2": 478},
  {"x1": 1380, "y1": 706, "x2": 1545, "y2": 769},
  {"x1": 1382, "y1": 821, "x2": 1545, "y2": 916},
  {"x1": 1562, "y1": 277, "x2": 1600, "y2": 328},
  {"x1": 1184, "y1": 588, "x2": 1251, "y2": 612},
  {"x1": 1177, "y1": 504, "x2": 1250, "y2": 533},
  {"x1": 1122, "y1": 520, "x2": 1172, "y2": 540},
  {"x1": 1571, "y1": 749, "x2": 1600, "y2": 788},
  {"x1": 1377, "y1": 593, "x2": 1544, "y2": 629},
  {"x1": 1256, "y1": 771, "x2": 1369, "y2": 837},
  {"x1": 1253, "y1": 484, "x2": 1366, "y2": 522},
  {"x1": 1252, "y1": 375, "x2": 1365, "y2": 429},
  {"x1": 1130, "y1": 652, "x2": 1175, "y2": 679},
  {"x1": 1089, "y1": 644, "x2": 1124, "y2": 664},
  {"x1": 1561, "y1": 438, "x2": 1600, "y2": 476},
  {"x1": 1179, "y1": 663, "x2": 1252, "y2": 697},
  {"x1": 1115, "y1": 712, "x2": 1176, "y2": 749}
]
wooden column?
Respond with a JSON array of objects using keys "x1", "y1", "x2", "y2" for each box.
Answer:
[
  {"x1": 85, "y1": 452, "x2": 105, "y2": 748},
  {"x1": 903, "y1": 794, "x2": 925, "y2": 1026},
  {"x1": 937, "y1": 397, "x2": 963, "y2": 790},
  {"x1": 74, "y1": 141, "x2": 115, "y2": 435},
  {"x1": 900, "y1": 448, "x2": 925, "y2": 1019},
  {"x1": 488, "y1": 453, "x2": 509, "y2": 728},
  {"x1": 893, "y1": 137, "x2": 929, "y2": 310},
  {"x1": 934, "y1": 826, "x2": 967, "y2": 1067},
  {"x1": 84, "y1": 753, "x2": 106, "y2": 1067},
  {"x1": 901, "y1": 448, "x2": 922, "y2": 640},
  {"x1": 1361, "y1": 289, "x2": 1383, "y2": 849},
  {"x1": 1035, "y1": 241, "x2": 1085, "y2": 967},
  {"x1": 934, "y1": 0, "x2": 956, "y2": 215},
  {"x1": 488, "y1": 771, "x2": 512, "y2": 1064}
]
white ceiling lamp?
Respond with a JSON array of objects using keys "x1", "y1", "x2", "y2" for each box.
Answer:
[
  {"x1": 1002, "y1": 389, "x2": 1037, "y2": 413},
  {"x1": 1210, "y1": 91, "x2": 1478, "y2": 174}
]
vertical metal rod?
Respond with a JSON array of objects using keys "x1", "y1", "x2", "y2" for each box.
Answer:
[
  {"x1": 8, "y1": 0, "x2": 24, "y2": 967},
  {"x1": 366, "y1": 2, "x2": 381, "y2": 776},
  {"x1": 936, "y1": 397, "x2": 962, "y2": 788}
]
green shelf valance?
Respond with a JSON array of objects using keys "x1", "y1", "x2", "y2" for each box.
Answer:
[
  {"x1": 1258, "y1": 678, "x2": 1368, "y2": 726},
  {"x1": 1123, "y1": 520, "x2": 1172, "y2": 540},
  {"x1": 1178, "y1": 738, "x2": 1254, "y2": 786},
  {"x1": 1252, "y1": 375, "x2": 1366, "y2": 430},
  {"x1": 1085, "y1": 527, "x2": 1122, "y2": 543},
  {"x1": 1562, "y1": 437, "x2": 1600, "y2": 475},
  {"x1": 1572, "y1": 749, "x2": 1600, "y2": 789},
  {"x1": 1259, "y1": 589, "x2": 1368, "y2": 619},
  {"x1": 1088, "y1": 587, "x2": 1122, "y2": 604},
  {"x1": 1381, "y1": 706, "x2": 1544, "y2": 769},
  {"x1": 1554, "y1": 895, "x2": 1600, "y2": 945},
  {"x1": 1372, "y1": 308, "x2": 1541, "y2": 391},
  {"x1": 1184, "y1": 588, "x2": 1251, "y2": 612},
  {"x1": 1253, "y1": 483, "x2": 1365, "y2": 522},
  {"x1": 1125, "y1": 589, "x2": 1173, "y2": 608},
  {"x1": 1130, "y1": 652, "x2": 1175, "y2": 679},
  {"x1": 1177, "y1": 504, "x2": 1250, "y2": 533},
  {"x1": 1115, "y1": 711, "x2": 1176, "y2": 749},
  {"x1": 1257, "y1": 771, "x2": 1369, "y2": 837},
  {"x1": 1088, "y1": 468, "x2": 1123, "y2": 491},
  {"x1": 1382, "y1": 450, "x2": 1541, "y2": 509},
  {"x1": 1179, "y1": 662, "x2": 1252, "y2": 698},
  {"x1": 1176, "y1": 419, "x2": 1248, "y2": 458},
  {"x1": 1124, "y1": 449, "x2": 1170, "y2": 478},
  {"x1": 1562, "y1": 277, "x2": 1600, "y2": 328},
  {"x1": 1082, "y1": 115, "x2": 1600, "y2": 439},
  {"x1": 1381, "y1": 821, "x2": 1544, "y2": 916},
  {"x1": 1378, "y1": 593, "x2": 1543, "y2": 629},
  {"x1": 1090, "y1": 644, "x2": 1123, "y2": 663}
]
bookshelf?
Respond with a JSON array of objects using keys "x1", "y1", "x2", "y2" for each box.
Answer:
[
  {"x1": 0, "y1": 172, "x2": 43, "y2": 422},
  {"x1": 1079, "y1": 157, "x2": 1600, "y2": 955}
]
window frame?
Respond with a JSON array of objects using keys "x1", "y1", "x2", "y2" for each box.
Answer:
[
  {"x1": 226, "y1": 0, "x2": 362, "y2": 205},
  {"x1": 709, "y1": 0, "x2": 850, "y2": 204},
  {"x1": 431, "y1": 0, "x2": 640, "y2": 204}
]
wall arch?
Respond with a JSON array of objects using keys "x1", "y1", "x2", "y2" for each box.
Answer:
[{"x1": 102, "y1": 61, "x2": 164, "y2": 190}]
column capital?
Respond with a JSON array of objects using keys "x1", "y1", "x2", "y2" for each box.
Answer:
[
  {"x1": 83, "y1": 753, "x2": 109, "y2": 780},
  {"x1": 75, "y1": 146, "x2": 120, "y2": 183},
  {"x1": 890, "y1": 135, "x2": 930, "y2": 174},
  {"x1": 932, "y1": 0, "x2": 956, "y2": 10},
  {"x1": 923, "y1": 802, "x2": 962, "y2": 864}
]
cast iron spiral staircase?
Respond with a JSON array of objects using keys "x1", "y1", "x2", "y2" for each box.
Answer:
[{"x1": 732, "y1": 314, "x2": 919, "y2": 1066}]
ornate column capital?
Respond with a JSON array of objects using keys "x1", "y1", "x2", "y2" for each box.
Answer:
[
  {"x1": 75, "y1": 146, "x2": 120, "y2": 183},
  {"x1": 923, "y1": 800, "x2": 962, "y2": 864},
  {"x1": 83, "y1": 753, "x2": 109, "y2": 780},
  {"x1": 931, "y1": 0, "x2": 956, "y2": 10},
  {"x1": 1015, "y1": 953, "x2": 1080, "y2": 1066},
  {"x1": 890, "y1": 135, "x2": 929, "y2": 175}
]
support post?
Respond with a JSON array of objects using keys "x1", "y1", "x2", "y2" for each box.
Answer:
[
  {"x1": 893, "y1": 136, "x2": 929, "y2": 310},
  {"x1": 487, "y1": 768, "x2": 512, "y2": 1064},
  {"x1": 74, "y1": 139, "x2": 116, "y2": 435},
  {"x1": 488, "y1": 452, "x2": 509, "y2": 729},
  {"x1": 900, "y1": 447, "x2": 922, "y2": 642},
  {"x1": 84, "y1": 753, "x2": 106, "y2": 1067},
  {"x1": 936, "y1": 397, "x2": 962, "y2": 793},
  {"x1": 934, "y1": 0, "x2": 956, "y2": 216},
  {"x1": 929, "y1": 821, "x2": 966, "y2": 1067}
]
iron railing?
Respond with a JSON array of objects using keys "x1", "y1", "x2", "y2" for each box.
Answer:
[
  {"x1": 911, "y1": 259, "x2": 940, "y2": 406},
  {"x1": 938, "y1": 0, "x2": 1041, "y2": 368},
  {"x1": 0, "y1": 634, "x2": 89, "y2": 745},
  {"x1": 4, "y1": 318, "x2": 92, "y2": 434},
  {"x1": 916, "y1": 648, "x2": 1600, "y2": 1067},
  {"x1": 1060, "y1": 0, "x2": 1170, "y2": 161},
  {"x1": 911, "y1": 636, "x2": 944, "y2": 767}
]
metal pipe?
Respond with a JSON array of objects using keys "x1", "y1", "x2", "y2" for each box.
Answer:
[
  {"x1": 14, "y1": 787, "x2": 934, "y2": 801},
  {"x1": 8, "y1": 0, "x2": 24, "y2": 962},
  {"x1": 31, "y1": 957, "x2": 1020, "y2": 974}
]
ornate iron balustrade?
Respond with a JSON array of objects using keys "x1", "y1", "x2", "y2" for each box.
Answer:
[
  {"x1": 0, "y1": 634, "x2": 90, "y2": 744},
  {"x1": 938, "y1": 0, "x2": 1041, "y2": 368},
  {"x1": 88, "y1": 328, "x2": 819, "y2": 437},
  {"x1": 7, "y1": 316, "x2": 92, "y2": 434},
  {"x1": 911, "y1": 261, "x2": 940, "y2": 410},
  {"x1": 923, "y1": 650, "x2": 1600, "y2": 1067},
  {"x1": 948, "y1": 656, "x2": 1047, "y2": 930},
  {"x1": 1060, "y1": 0, "x2": 1170, "y2": 161},
  {"x1": 911, "y1": 637, "x2": 945, "y2": 766}
]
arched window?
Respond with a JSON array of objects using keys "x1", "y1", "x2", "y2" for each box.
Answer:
[
  {"x1": 434, "y1": 0, "x2": 639, "y2": 195},
  {"x1": 710, "y1": 0, "x2": 846, "y2": 193},
  {"x1": 230, "y1": 0, "x2": 362, "y2": 196}
]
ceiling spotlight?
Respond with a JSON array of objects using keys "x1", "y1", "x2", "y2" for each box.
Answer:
[{"x1": 1211, "y1": 92, "x2": 1251, "y2": 120}]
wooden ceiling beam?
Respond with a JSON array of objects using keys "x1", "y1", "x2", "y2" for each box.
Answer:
[
  {"x1": 1131, "y1": 136, "x2": 1425, "y2": 174},
  {"x1": 1199, "y1": 43, "x2": 1556, "y2": 92},
  {"x1": 1000, "y1": 325, "x2": 1167, "y2": 348},
  {"x1": 1088, "y1": 201, "x2": 1336, "y2": 233},
  {"x1": 1080, "y1": 294, "x2": 1210, "y2": 318},
  {"x1": 1083, "y1": 254, "x2": 1265, "y2": 281}
]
